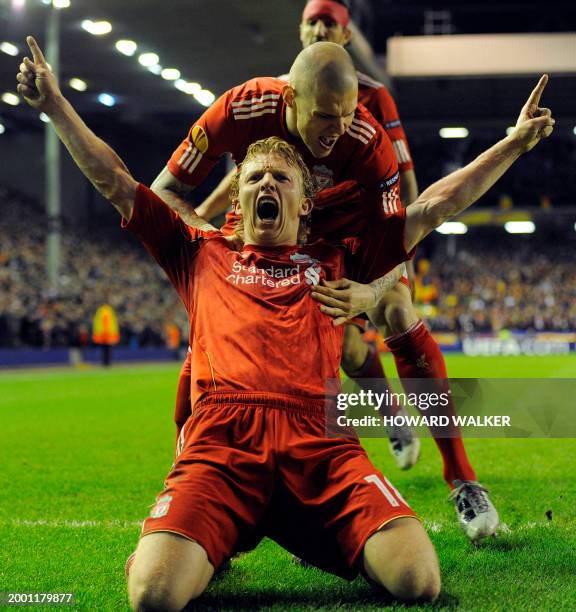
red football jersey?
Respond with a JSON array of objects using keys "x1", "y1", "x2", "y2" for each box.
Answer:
[
  {"x1": 167, "y1": 77, "x2": 401, "y2": 231},
  {"x1": 125, "y1": 185, "x2": 413, "y2": 408},
  {"x1": 356, "y1": 71, "x2": 414, "y2": 173},
  {"x1": 277, "y1": 71, "x2": 414, "y2": 173}
]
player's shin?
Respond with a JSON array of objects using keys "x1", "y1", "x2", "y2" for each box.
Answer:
[
  {"x1": 385, "y1": 320, "x2": 500, "y2": 541},
  {"x1": 341, "y1": 325, "x2": 419, "y2": 470},
  {"x1": 384, "y1": 320, "x2": 477, "y2": 486}
]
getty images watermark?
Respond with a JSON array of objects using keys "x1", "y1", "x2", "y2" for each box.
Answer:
[
  {"x1": 335, "y1": 389, "x2": 510, "y2": 429},
  {"x1": 325, "y1": 379, "x2": 576, "y2": 438}
]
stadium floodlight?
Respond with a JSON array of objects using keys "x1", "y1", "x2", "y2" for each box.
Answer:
[
  {"x1": 138, "y1": 52, "x2": 160, "y2": 67},
  {"x1": 39, "y1": 112, "x2": 50, "y2": 123},
  {"x1": 81, "y1": 20, "x2": 112, "y2": 36},
  {"x1": 0, "y1": 42, "x2": 19, "y2": 56},
  {"x1": 1, "y1": 92, "x2": 20, "y2": 106},
  {"x1": 504, "y1": 221, "x2": 535, "y2": 234},
  {"x1": 12, "y1": 0, "x2": 25, "y2": 10},
  {"x1": 161, "y1": 68, "x2": 181, "y2": 81},
  {"x1": 115, "y1": 40, "x2": 137, "y2": 56},
  {"x1": 97, "y1": 93, "x2": 116, "y2": 107},
  {"x1": 174, "y1": 79, "x2": 202, "y2": 95},
  {"x1": 435, "y1": 221, "x2": 468, "y2": 234},
  {"x1": 0, "y1": 123, "x2": 5, "y2": 134},
  {"x1": 439, "y1": 127, "x2": 469, "y2": 139},
  {"x1": 194, "y1": 89, "x2": 216, "y2": 107},
  {"x1": 52, "y1": 0, "x2": 71, "y2": 8},
  {"x1": 69, "y1": 77, "x2": 87, "y2": 92},
  {"x1": 573, "y1": 126, "x2": 576, "y2": 136},
  {"x1": 147, "y1": 64, "x2": 162, "y2": 75}
]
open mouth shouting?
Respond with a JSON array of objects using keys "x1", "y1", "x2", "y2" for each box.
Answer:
[
  {"x1": 318, "y1": 135, "x2": 337, "y2": 152},
  {"x1": 256, "y1": 195, "x2": 280, "y2": 223}
]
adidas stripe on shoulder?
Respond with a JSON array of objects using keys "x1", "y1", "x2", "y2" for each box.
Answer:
[
  {"x1": 176, "y1": 143, "x2": 203, "y2": 174},
  {"x1": 357, "y1": 71, "x2": 385, "y2": 90},
  {"x1": 346, "y1": 116, "x2": 377, "y2": 144},
  {"x1": 392, "y1": 139, "x2": 411, "y2": 164},
  {"x1": 231, "y1": 92, "x2": 281, "y2": 121}
]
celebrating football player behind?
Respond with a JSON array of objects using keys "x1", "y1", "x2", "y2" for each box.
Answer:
[{"x1": 17, "y1": 35, "x2": 553, "y2": 610}]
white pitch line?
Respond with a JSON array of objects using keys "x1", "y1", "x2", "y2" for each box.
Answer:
[{"x1": 3, "y1": 519, "x2": 143, "y2": 529}]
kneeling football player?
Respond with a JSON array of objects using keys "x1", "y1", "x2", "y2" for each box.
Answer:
[{"x1": 17, "y1": 35, "x2": 553, "y2": 609}]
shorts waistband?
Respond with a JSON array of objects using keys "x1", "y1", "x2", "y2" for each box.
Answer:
[{"x1": 196, "y1": 391, "x2": 330, "y2": 415}]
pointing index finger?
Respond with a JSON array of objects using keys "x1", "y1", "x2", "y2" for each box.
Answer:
[
  {"x1": 525, "y1": 74, "x2": 548, "y2": 108},
  {"x1": 26, "y1": 36, "x2": 47, "y2": 66}
]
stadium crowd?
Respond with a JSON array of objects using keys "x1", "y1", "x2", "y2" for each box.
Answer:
[
  {"x1": 2, "y1": 185, "x2": 574, "y2": 349},
  {"x1": 0, "y1": 186, "x2": 187, "y2": 349},
  {"x1": 418, "y1": 240, "x2": 576, "y2": 333}
]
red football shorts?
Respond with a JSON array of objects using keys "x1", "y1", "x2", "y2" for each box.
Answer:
[{"x1": 141, "y1": 392, "x2": 416, "y2": 579}]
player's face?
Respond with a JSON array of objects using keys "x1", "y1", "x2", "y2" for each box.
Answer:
[
  {"x1": 235, "y1": 154, "x2": 312, "y2": 247},
  {"x1": 300, "y1": 16, "x2": 351, "y2": 48},
  {"x1": 295, "y1": 88, "x2": 357, "y2": 158}
]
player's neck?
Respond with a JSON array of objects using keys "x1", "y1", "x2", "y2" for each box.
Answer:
[{"x1": 284, "y1": 106, "x2": 300, "y2": 140}]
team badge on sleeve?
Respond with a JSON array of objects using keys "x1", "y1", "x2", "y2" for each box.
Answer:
[{"x1": 191, "y1": 125, "x2": 209, "y2": 154}]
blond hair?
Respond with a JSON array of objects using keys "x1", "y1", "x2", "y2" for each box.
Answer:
[{"x1": 230, "y1": 137, "x2": 317, "y2": 245}]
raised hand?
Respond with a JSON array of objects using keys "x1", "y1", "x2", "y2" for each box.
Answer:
[
  {"x1": 16, "y1": 36, "x2": 63, "y2": 112},
  {"x1": 510, "y1": 75, "x2": 555, "y2": 152}
]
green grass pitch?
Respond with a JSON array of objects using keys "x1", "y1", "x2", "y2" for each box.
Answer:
[{"x1": 0, "y1": 354, "x2": 575, "y2": 610}]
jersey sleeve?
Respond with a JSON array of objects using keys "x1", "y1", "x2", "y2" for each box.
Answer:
[
  {"x1": 348, "y1": 110, "x2": 403, "y2": 221},
  {"x1": 122, "y1": 184, "x2": 216, "y2": 310},
  {"x1": 344, "y1": 207, "x2": 415, "y2": 284},
  {"x1": 370, "y1": 87, "x2": 414, "y2": 172},
  {"x1": 166, "y1": 88, "x2": 237, "y2": 187}
]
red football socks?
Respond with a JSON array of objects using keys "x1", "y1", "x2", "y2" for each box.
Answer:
[{"x1": 386, "y1": 321, "x2": 477, "y2": 487}]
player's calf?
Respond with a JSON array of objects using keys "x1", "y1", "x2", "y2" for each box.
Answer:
[
  {"x1": 341, "y1": 324, "x2": 371, "y2": 373},
  {"x1": 362, "y1": 517, "x2": 441, "y2": 603},
  {"x1": 128, "y1": 532, "x2": 214, "y2": 611}
]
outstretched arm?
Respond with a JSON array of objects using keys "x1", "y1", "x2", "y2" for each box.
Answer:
[
  {"x1": 16, "y1": 36, "x2": 137, "y2": 219},
  {"x1": 404, "y1": 75, "x2": 554, "y2": 251}
]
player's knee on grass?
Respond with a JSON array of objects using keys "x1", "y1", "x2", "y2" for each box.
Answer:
[
  {"x1": 341, "y1": 324, "x2": 370, "y2": 373},
  {"x1": 362, "y1": 517, "x2": 441, "y2": 603},
  {"x1": 128, "y1": 532, "x2": 214, "y2": 611},
  {"x1": 368, "y1": 283, "x2": 418, "y2": 335}
]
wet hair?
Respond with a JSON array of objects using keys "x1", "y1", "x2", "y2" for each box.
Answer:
[{"x1": 230, "y1": 137, "x2": 317, "y2": 245}]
